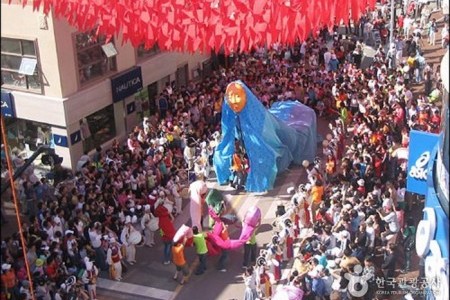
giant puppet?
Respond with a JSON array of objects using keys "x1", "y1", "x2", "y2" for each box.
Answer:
[{"x1": 213, "y1": 81, "x2": 317, "y2": 193}]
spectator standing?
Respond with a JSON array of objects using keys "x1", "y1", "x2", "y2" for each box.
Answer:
[
  {"x1": 401, "y1": 217, "x2": 416, "y2": 273},
  {"x1": 243, "y1": 266, "x2": 258, "y2": 300},
  {"x1": 381, "y1": 243, "x2": 397, "y2": 295},
  {"x1": 428, "y1": 18, "x2": 438, "y2": 45},
  {"x1": 441, "y1": 23, "x2": 449, "y2": 48},
  {"x1": 1, "y1": 263, "x2": 18, "y2": 300}
]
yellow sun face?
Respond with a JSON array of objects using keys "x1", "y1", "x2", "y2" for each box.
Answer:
[{"x1": 226, "y1": 82, "x2": 247, "y2": 113}]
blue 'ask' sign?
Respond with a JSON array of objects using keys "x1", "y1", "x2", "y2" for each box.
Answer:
[
  {"x1": 1, "y1": 90, "x2": 16, "y2": 118},
  {"x1": 406, "y1": 130, "x2": 439, "y2": 195},
  {"x1": 111, "y1": 67, "x2": 143, "y2": 103}
]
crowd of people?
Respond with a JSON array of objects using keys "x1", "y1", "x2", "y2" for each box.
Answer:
[{"x1": 1, "y1": 2, "x2": 446, "y2": 300}]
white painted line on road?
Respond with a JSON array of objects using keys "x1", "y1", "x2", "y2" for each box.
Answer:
[
  {"x1": 263, "y1": 200, "x2": 279, "y2": 220},
  {"x1": 97, "y1": 278, "x2": 174, "y2": 300}
]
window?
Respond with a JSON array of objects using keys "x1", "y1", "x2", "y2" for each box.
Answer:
[
  {"x1": 136, "y1": 43, "x2": 160, "y2": 60},
  {"x1": 82, "y1": 105, "x2": 116, "y2": 151},
  {"x1": 1, "y1": 38, "x2": 42, "y2": 93},
  {"x1": 75, "y1": 30, "x2": 117, "y2": 86}
]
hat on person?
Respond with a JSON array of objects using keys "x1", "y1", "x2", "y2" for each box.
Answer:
[
  {"x1": 125, "y1": 216, "x2": 131, "y2": 224},
  {"x1": 366, "y1": 218, "x2": 374, "y2": 225},
  {"x1": 131, "y1": 215, "x2": 138, "y2": 224},
  {"x1": 317, "y1": 265, "x2": 325, "y2": 273},
  {"x1": 302, "y1": 160, "x2": 310, "y2": 168},
  {"x1": 65, "y1": 230, "x2": 74, "y2": 236},
  {"x1": 109, "y1": 237, "x2": 117, "y2": 243},
  {"x1": 357, "y1": 179, "x2": 365, "y2": 186},
  {"x1": 340, "y1": 231, "x2": 350, "y2": 239},
  {"x1": 21, "y1": 280, "x2": 30, "y2": 288},
  {"x1": 2, "y1": 263, "x2": 11, "y2": 271},
  {"x1": 144, "y1": 204, "x2": 151, "y2": 211},
  {"x1": 35, "y1": 259, "x2": 44, "y2": 267}
]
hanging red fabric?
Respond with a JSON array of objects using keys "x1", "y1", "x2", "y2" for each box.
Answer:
[{"x1": 21, "y1": 0, "x2": 375, "y2": 53}]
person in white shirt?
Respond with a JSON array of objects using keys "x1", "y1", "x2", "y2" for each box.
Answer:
[
  {"x1": 53, "y1": 208, "x2": 65, "y2": 235},
  {"x1": 43, "y1": 220, "x2": 55, "y2": 241},
  {"x1": 243, "y1": 266, "x2": 258, "y2": 300},
  {"x1": 378, "y1": 206, "x2": 399, "y2": 244},
  {"x1": 442, "y1": 24, "x2": 449, "y2": 48},
  {"x1": 403, "y1": 15, "x2": 412, "y2": 37},
  {"x1": 365, "y1": 217, "x2": 376, "y2": 255},
  {"x1": 381, "y1": 190, "x2": 394, "y2": 210},
  {"x1": 120, "y1": 216, "x2": 138, "y2": 265}
]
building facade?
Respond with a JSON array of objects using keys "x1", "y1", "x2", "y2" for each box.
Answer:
[
  {"x1": 408, "y1": 50, "x2": 449, "y2": 300},
  {"x1": 1, "y1": 3, "x2": 210, "y2": 169}
]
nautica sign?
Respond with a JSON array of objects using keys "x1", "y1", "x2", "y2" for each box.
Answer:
[{"x1": 111, "y1": 67, "x2": 143, "y2": 102}]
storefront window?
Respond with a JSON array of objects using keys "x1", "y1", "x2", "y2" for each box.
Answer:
[
  {"x1": 75, "y1": 30, "x2": 117, "y2": 86},
  {"x1": 81, "y1": 105, "x2": 116, "y2": 151},
  {"x1": 1, "y1": 38, "x2": 42, "y2": 93},
  {"x1": 4, "y1": 118, "x2": 51, "y2": 155}
]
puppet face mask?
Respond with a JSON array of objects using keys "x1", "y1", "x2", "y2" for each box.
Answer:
[{"x1": 226, "y1": 82, "x2": 247, "y2": 113}]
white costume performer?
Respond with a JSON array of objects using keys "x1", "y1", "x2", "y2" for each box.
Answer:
[
  {"x1": 183, "y1": 144, "x2": 196, "y2": 170},
  {"x1": 168, "y1": 178, "x2": 183, "y2": 216},
  {"x1": 106, "y1": 238, "x2": 123, "y2": 281},
  {"x1": 141, "y1": 205, "x2": 159, "y2": 247},
  {"x1": 81, "y1": 257, "x2": 99, "y2": 300},
  {"x1": 120, "y1": 216, "x2": 138, "y2": 264}
]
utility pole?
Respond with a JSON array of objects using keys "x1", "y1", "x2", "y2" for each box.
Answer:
[{"x1": 389, "y1": 0, "x2": 396, "y2": 45}]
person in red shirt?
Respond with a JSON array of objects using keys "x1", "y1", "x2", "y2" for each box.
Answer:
[
  {"x1": 1, "y1": 264, "x2": 17, "y2": 300},
  {"x1": 155, "y1": 200, "x2": 176, "y2": 265},
  {"x1": 397, "y1": 14, "x2": 404, "y2": 33},
  {"x1": 430, "y1": 108, "x2": 441, "y2": 133}
]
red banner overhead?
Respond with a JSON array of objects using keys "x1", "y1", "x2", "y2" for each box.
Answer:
[{"x1": 12, "y1": 0, "x2": 376, "y2": 54}]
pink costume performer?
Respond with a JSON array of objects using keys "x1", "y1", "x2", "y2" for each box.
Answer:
[
  {"x1": 207, "y1": 205, "x2": 261, "y2": 250},
  {"x1": 189, "y1": 179, "x2": 208, "y2": 231}
]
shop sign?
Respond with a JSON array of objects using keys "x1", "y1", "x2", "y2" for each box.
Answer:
[
  {"x1": 111, "y1": 67, "x2": 143, "y2": 103},
  {"x1": 406, "y1": 130, "x2": 439, "y2": 195},
  {"x1": 127, "y1": 102, "x2": 136, "y2": 114},
  {"x1": 53, "y1": 134, "x2": 68, "y2": 148},
  {"x1": 1, "y1": 90, "x2": 16, "y2": 118},
  {"x1": 70, "y1": 130, "x2": 82, "y2": 145}
]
